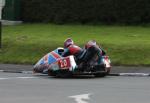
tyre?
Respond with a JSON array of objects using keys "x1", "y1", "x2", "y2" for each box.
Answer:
[
  {"x1": 94, "y1": 73, "x2": 107, "y2": 77},
  {"x1": 56, "y1": 70, "x2": 73, "y2": 78}
]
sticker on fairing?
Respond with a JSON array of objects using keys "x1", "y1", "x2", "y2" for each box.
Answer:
[{"x1": 58, "y1": 57, "x2": 71, "y2": 70}]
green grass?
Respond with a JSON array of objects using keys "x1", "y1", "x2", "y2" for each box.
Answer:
[{"x1": 1, "y1": 23, "x2": 150, "y2": 66}]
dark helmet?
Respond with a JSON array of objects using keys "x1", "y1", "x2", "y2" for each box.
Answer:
[{"x1": 64, "y1": 38, "x2": 74, "y2": 48}]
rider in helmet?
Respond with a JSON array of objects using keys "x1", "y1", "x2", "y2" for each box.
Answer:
[
  {"x1": 62, "y1": 38, "x2": 106, "y2": 71},
  {"x1": 62, "y1": 38, "x2": 84, "y2": 63}
]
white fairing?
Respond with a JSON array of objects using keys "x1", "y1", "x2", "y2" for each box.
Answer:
[
  {"x1": 69, "y1": 55, "x2": 77, "y2": 71},
  {"x1": 102, "y1": 57, "x2": 111, "y2": 68},
  {"x1": 52, "y1": 55, "x2": 77, "y2": 71}
]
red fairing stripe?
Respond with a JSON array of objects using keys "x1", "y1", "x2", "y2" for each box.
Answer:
[{"x1": 51, "y1": 51, "x2": 61, "y2": 59}]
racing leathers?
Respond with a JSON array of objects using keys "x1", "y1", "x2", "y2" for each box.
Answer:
[
  {"x1": 82, "y1": 45, "x2": 106, "y2": 65},
  {"x1": 62, "y1": 43, "x2": 106, "y2": 71},
  {"x1": 62, "y1": 44, "x2": 84, "y2": 64},
  {"x1": 83, "y1": 40, "x2": 106, "y2": 64}
]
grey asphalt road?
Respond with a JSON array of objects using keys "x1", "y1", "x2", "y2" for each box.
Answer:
[
  {"x1": 0, "y1": 64, "x2": 150, "y2": 73},
  {"x1": 0, "y1": 64, "x2": 150, "y2": 103},
  {"x1": 0, "y1": 72, "x2": 150, "y2": 103}
]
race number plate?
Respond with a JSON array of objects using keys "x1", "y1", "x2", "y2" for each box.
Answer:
[{"x1": 58, "y1": 57, "x2": 71, "y2": 70}]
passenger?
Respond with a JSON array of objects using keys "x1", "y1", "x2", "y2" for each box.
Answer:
[{"x1": 83, "y1": 40, "x2": 106, "y2": 64}]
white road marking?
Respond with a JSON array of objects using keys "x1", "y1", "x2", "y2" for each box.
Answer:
[
  {"x1": 0, "y1": 78, "x2": 9, "y2": 80},
  {"x1": 69, "y1": 93, "x2": 92, "y2": 103},
  {"x1": 16, "y1": 77, "x2": 38, "y2": 79},
  {"x1": 0, "y1": 77, "x2": 38, "y2": 80},
  {"x1": 120, "y1": 73, "x2": 150, "y2": 76}
]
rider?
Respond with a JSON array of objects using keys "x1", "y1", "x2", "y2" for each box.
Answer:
[
  {"x1": 62, "y1": 38, "x2": 85, "y2": 63},
  {"x1": 62, "y1": 38, "x2": 106, "y2": 70}
]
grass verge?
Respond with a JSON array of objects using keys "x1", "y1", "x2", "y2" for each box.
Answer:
[{"x1": 1, "y1": 23, "x2": 150, "y2": 66}]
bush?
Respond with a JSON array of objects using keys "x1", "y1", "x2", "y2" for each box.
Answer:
[{"x1": 21, "y1": 0, "x2": 150, "y2": 24}]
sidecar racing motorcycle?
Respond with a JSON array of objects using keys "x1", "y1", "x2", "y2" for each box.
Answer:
[{"x1": 33, "y1": 47, "x2": 111, "y2": 77}]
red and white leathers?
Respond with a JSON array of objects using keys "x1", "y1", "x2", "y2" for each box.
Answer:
[{"x1": 62, "y1": 44, "x2": 84, "y2": 58}]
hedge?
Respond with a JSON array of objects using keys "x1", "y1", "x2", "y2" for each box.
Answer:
[{"x1": 21, "y1": 0, "x2": 150, "y2": 24}]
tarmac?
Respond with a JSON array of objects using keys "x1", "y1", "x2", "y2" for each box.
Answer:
[{"x1": 0, "y1": 64, "x2": 150, "y2": 74}]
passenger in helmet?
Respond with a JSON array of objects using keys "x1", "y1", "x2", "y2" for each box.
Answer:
[
  {"x1": 84, "y1": 40, "x2": 106, "y2": 56},
  {"x1": 82, "y1": 40, "x2": 106, "y2": 65}
]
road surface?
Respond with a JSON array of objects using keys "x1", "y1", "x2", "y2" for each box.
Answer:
[{"x1": 0, "y1": 71, "x2": 150, "y2": 103}]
